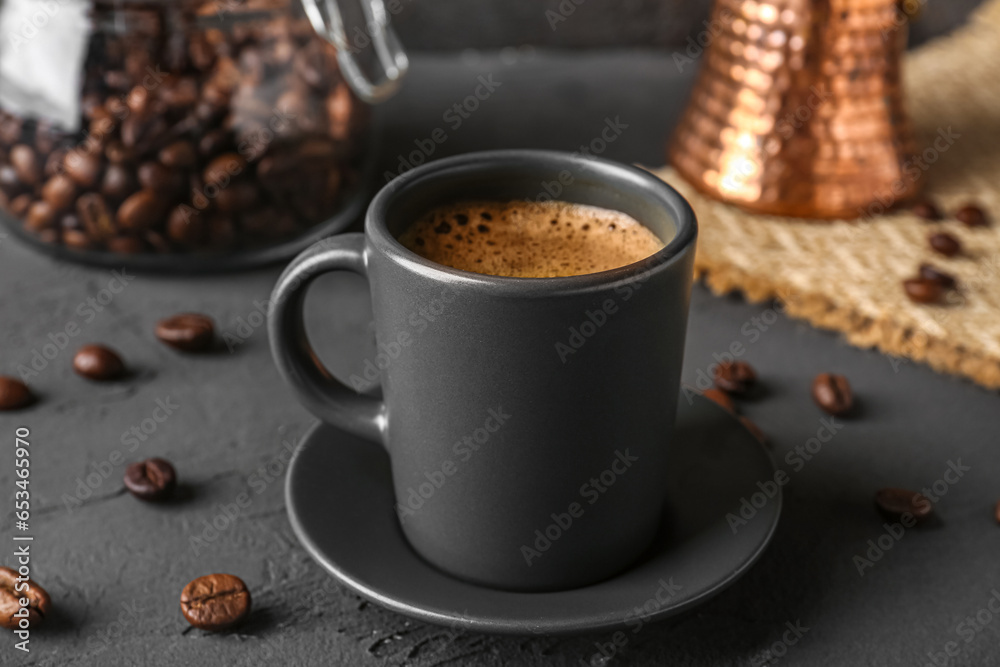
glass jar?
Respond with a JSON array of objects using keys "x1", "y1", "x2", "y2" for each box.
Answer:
[{"x1": 0, "y1": 0, "x2": 407, "y2": 270}]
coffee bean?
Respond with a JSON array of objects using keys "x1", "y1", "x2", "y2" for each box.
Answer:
[
  {"x1": 36, "y1": 228, "x2": 58, "y2": 244},
  {"x1": 89, "y1": 112, "x2": 115, "y2": 139},
  {"x1": 124, "y1": 48, "x2": 153, "y2": 82},
  {"x1": 103, "y1": 69, "x2": 131, "y2": 91},
  {"x1": 64, "y1": 149, "x2": 104, "y2": 188},
  {"x1": 875, "y1": 487, "x2": 932, "y2": 521},
  {"x1": 204, "y1": 153, "x2": 247, "y2": 185},
  {"x1": 198, "y1": 129, "x2": 231, "y2": 157},
  {"x1": 189, "y1": 34, "x2": 217, "y2": 71},
  {"x1": 107, "y1": 235, "x2": 146, "y2": 254},
  {"x1": 138, "y1": 162, "x2": 185, "y2": 197},
  {"x1": 63, "y1": 229, "x2": 92, "y2": 250},
  {"x1": 929, "y1": 232, "x2": 961, "y2": 257},
  {"x1": 255, "y1": 153, "x2": 296, "y2": 185},
  {"x1": 44, "y1": 147, "x2": 69, "y2": 178},
  {"x1": 714, "y1": 361, "x2": 757, "y2": 395},
  {"x1": 34, "y1": 122, "x2": 60, "y2": 155},
  {"x1": 9, "y1": 194, "x2": 31, "y2": 217},
  {"x1": 25, "y1": 201, "x2": 56, "y2": 232},
  {"x1": 267, "y1": 38, "x2": 295, "y2": 67},
  {"x1": 180, "y1": 573, "x2": 251, "y2": 632},
  {"x1": 73, "y1": 344, "x2": 125, "y2": 381},
  {"x1": 167, "y1": 206, "x2": 206, "y2": 246},
  {"x1": 739, "y1": 416, "x2": 768, "y2": 446},
  {"x1": 0, "y1": 376, "x2": 33, "y2": 410},
  {"x1": 101, "y1": 163, "x2": 139, "y2": 201},
  {"x1": 118, "y1": 189, "x2": 164, "y2": 231},
  {"x1": 811, "y1": 373, "x2": 853, "y2": 416},
  {"x1": 326, "y1": 84, "x2": 353, "y2": 139},
  {"x1": 159, "y1": 76, "x2": 199, "y2": 109},
  {"x1": 121, "y1": 112, "x2": 169, "y2": 154},
  {"x1": 911, "y1": 200, "x2": 941, "y2": 220},
  {"x1": 145, "y1": 230, "x2": 171, "y2": 253},
  {"x1": 81, "y1": 92, "x2": 103, "y2": 119},
  {"x1": 918, "y1": 263, "x2": 957, "y2": 289},
  {"x1": 9, "y1": 144, "x2": 40, "y2": 186},
  {"x1": 294, "y1": 42, "x2": 326, "y2": 89},
  {"x1": 60, "y1": 213, "x2": 82, "y2": 231},
  {"x1": 0, "y1": 114, "x2": 22, "y2": 144},
  {"x1": 242, "y1": 208, "x2": 297, "y2": 240},
  {"x1": 126, "y1": 85, "x2": 150, "y2": 115},
  {"x1": 124, "y1": 458, "x2": 177, "y2": 500},
  {"x1": 41, "y1": 174, "x2": 77, "y2": 211},
  {"x1": 0, "y1": 566, "x2": 51, "y2": 630},
  {"x1": 77, "y1": 193, "x2": 117, "y2": 240},
  {"x1": 214, "y1": 181, "x2": 258, "y2": 213},
  {"x1": 104, "y1": 94, "x2": 128, "y2": 118},
  {"x1": 903, "y1": 277, "x2": 944, "y2": 304},
  {"x1": 105, "y1": 141, "x2": 133, "y2": 164},
  {"x1": 189, "y1": 173, "x2": 210, "y2": 210},
  {"x1": 159, "y1": 140, "x2": 197, "y2": 169},
  {"x1": 156, "y1": 313, "x2": 215, "y2": 352},
  {"x1": 298, "y1": 138, "x2": 338, "y2": 163},
  {"x1": 702, "y1": 388, "x2": 735, "y2": 412},
  {"x1": 955, "y1": 204, "x2": 988, "y2": 227}
]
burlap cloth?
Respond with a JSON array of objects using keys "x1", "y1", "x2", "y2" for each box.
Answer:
[{"x1": 654, "y1": 0, "x2": 1000, "y2": 390}]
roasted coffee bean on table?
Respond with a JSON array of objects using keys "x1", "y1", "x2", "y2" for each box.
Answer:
[
  {"x1": 180, "y1": 573, "x2": 251, "y2": 632},
  {"x1": 0, "y1": 376, "x2": 33, "y2": 410},
  {"x1": 918, "y1": 263, "x2": 957, "y2": 289},
  {"x1": 156, "y1": 313, "x2": 215, "y2": 351},
  {"x1": 124, "y1": 458, "x2": 177, "y2": 501},
  {"x1": 955, "y1": 203, "x2": 988, "y2": 227},
  {"x1": 811, "y1": 373, "x2": 853, "y2": 416},
  {"x1": 73, "y1": 344, "x2": 126, "y2": 380},
  {"x1": 713, "y1": 360, "x2": 757, "y2": 395},
  {"x1": 903, "y1": 278, "x2": 944, "y2": 304},
  {"x1": 911, "y1": 200, "x2": 942, "y2": 221},
  {"x1": 0, "y1": 566, "x2": 51, "y2": 630},
  {"x1": 875, "y1": 488, "x2": 933, "y2": 522},
  {"x1": 0, "y1": 7, "x2": 367, "y2": 257},
  {"x1": 928, "y1": 232, "x2": 961, "y2": 257}
]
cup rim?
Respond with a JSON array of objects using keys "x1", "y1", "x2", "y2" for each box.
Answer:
[{"x1": 365, "y1": 149, "x2": 697, "y2": 296}]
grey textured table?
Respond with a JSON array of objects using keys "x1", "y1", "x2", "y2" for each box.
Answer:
[{"x1": 2, "y1": 51, "x2": 999, "y2": 667}]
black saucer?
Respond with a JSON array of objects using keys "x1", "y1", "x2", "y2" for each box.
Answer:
[{"x1": 285, "y1": 394, "x2": 781, "y2": 635}]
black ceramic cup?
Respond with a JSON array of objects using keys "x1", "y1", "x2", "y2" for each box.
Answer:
[{"x1": 269, "y1": 149, "x2": 697, "y2": 591}]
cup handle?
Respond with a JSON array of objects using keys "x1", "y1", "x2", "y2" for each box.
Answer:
[{"x1": 268, "y1": 234, "x2": 388, "y2": 445}]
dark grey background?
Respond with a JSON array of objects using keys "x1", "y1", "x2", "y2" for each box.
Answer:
[
  {"x1": 2, "y1": 3, "x2": 999, "y2": 666},
  {"x1": 387, "y1": 0, "x2": 983, "y2": 50}
]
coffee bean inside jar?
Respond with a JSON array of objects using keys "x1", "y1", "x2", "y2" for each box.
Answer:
[{"x1": 0, "y1": 0, "x2": 371, "y2": 262}]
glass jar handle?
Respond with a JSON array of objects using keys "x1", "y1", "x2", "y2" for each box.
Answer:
[{"x1": 301, "y1": 0, "x2": 409, "y2": 104}]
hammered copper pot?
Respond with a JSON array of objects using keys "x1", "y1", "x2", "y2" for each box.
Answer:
[{"x1": 669, "y1": 0, "x2": 919, "y2": 219}]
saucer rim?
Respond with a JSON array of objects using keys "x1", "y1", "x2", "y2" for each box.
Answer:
[{"x1": 285, "y1": 395, "x2": 782, "y2": 636}]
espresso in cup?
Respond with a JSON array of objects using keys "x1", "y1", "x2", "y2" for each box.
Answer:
[{"x1": 398, "y1": 200, "x2": 665, "y2": 278}]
